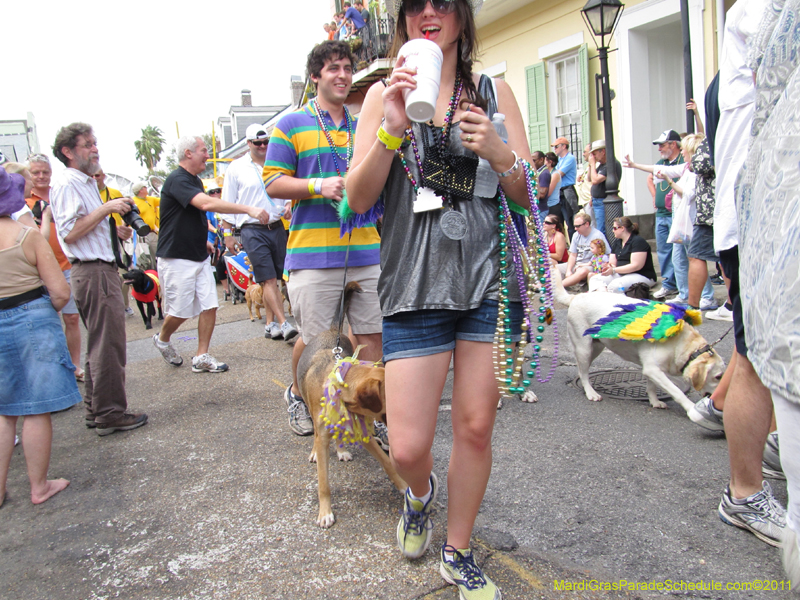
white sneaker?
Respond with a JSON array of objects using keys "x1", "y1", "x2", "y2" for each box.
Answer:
[
  {"x1": 652, "y1": 286, "x2": 675, "y2": 300},
  {"x1": 265, "y1": 321, "x2": 281, "y2": 339},
  {"x1": 706, "y1": 305, "x2": 733, "y2": 321},
  {"x1": 673, "y1": 296, "x2": 688, "y2": 305},
  {"x1": 124, "y1": 307, "x2": 135, "y2": 316},
  {"x1": 700, "y1": 297, "x2": 720, "y2": 311},
  {"x1": 280, "y1": 320, "x2": 298, "y2": 341},
  {"x1": 191, "y1": 354, "x2": 229, "y2": 373},
  {"x1": 153, "y1": 334, "x2": 183, "y2": 367}
]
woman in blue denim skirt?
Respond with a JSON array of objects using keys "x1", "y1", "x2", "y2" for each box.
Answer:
[{"x1": 0, "y1": 166, "x2": 81, "y2": 507}]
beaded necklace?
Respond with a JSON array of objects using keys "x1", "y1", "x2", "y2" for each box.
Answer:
[
  {"x1": 396, "y1": 75, "x2": 463, "y2": 194},
  {"x1": 312, "y1": 99, "x2": 354, "y2": 177},
  {"x1": 493, "y1": 162, "x2": 559, "y2": 395}
]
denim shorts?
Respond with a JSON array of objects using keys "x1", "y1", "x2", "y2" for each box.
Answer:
[
  {"x1": 687, "y1": 224, "x2": 717, "y2": 262},
  {"x1": 382, "y1": 299, "x2": 523, "y2": 362}
]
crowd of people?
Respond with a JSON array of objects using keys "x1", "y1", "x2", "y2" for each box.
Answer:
[{"x1": 1, "y1": 0, "x2": 798, "y2": 595}]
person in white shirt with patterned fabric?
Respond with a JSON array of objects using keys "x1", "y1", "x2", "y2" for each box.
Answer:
[
  {"x1": 220, "y1": 124, "x2": 296, "y2": 341},
  {"x1": 49, "y1": 122, "x2": 148, "y2": 437}
]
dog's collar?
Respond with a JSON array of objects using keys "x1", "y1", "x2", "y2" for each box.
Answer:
[{"x1": 680, "y1": 344, "x2": 714, "y2": 374}]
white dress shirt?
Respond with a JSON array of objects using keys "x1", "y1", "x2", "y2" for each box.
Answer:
[
  {"x1": 50, "y1": 168, "x2": 114, "y2": 262},
  {"x1": 220, "y1": 154, "x2": 288, "y2": 227}
]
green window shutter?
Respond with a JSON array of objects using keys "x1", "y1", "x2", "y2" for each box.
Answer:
[
  {"x1": 579, "y1": 44, "x2": 590, "y2": 152},
  {"x1": 525, "y1": 62, "x2": 548, "y2": 153}
]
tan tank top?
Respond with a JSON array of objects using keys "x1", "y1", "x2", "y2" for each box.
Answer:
[{"x1": 0, "y1": 227, "x2": 44, "y2": 299}]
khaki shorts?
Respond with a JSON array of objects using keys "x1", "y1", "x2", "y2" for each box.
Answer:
[
  {"x1": 287, "y1": 264, "x2": 382, "y2": 344},
  {"x1": 158, "y1": 257, "x2": 219, "y2": 319}
]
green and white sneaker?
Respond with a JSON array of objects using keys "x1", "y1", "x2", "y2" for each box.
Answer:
[
  {"x1": 396, "y1": 473, "x2": 438, "y2": 558},
  {"x1": 440, "y1": 544, "x2": 502, "y2": 600}
]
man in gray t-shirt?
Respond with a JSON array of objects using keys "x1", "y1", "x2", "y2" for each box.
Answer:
[{"x1": 558, "y1": 212, "x2": 610, "y2": 287}]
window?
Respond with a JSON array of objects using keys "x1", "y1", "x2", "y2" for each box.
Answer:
[
  {"x1": 525, "y1": 44, "x2": 589, "y2": 161},
  {"x1": 549, "y1": 50, "x2": 586, "y2": 164}
]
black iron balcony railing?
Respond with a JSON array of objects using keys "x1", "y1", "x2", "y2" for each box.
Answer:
[{"x1": 349, "y1": 14, "x2": 396, "y2": 71}]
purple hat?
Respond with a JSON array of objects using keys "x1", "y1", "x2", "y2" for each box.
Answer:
[{"x1": 0, "y1": 168, "x2": 26, "y2": 216}]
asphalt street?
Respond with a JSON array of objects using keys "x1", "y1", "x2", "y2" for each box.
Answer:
[{"x1": 0, "y1": 283, "x2": 792, "y2": 600}]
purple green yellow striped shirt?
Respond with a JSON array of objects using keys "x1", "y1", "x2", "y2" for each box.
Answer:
[{"x1": 263, "y1": 103, "x2": 380, "y2": 271}]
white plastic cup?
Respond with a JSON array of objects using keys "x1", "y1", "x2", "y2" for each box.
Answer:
[{"x1": 398, "y1": 39, "x2": 444, "y2": 123}]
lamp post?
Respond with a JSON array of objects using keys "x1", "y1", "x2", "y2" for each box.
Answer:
[{"x1": 581, "y1": 0, "x2": 624, "y2": 236}]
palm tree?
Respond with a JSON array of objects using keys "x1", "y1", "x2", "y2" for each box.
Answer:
[{"x1": 134, "y1": 125, "x2": 166, "y2": 174}]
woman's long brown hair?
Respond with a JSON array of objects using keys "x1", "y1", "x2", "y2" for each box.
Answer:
[{"x1": 388, "y1": 0, "x2": 487, "y2": 111}]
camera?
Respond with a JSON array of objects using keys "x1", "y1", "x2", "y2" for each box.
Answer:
[{"x1": 122, "y1": 204, "x2": 151, "y2": 237}]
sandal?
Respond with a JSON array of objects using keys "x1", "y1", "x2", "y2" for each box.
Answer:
[{"x1": 75, "y1": 369, "x2": 85, "y2": 383}]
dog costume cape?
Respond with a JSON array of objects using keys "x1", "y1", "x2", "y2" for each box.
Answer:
[
  {"x1": 130, "y1": 270, "x2": 160, "y2": 304},
  {"x1": 583, "y1": 301, "x2": 702, "y2": 342},
  {"x1": 319, "y1": 351, "x2": 381, "y2": 448}
]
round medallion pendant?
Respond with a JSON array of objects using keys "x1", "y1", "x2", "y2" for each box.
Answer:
[{"x1": 440, "y1": 209, "x2": 468, "y2": 240}]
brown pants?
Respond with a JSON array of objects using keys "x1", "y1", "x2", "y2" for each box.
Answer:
[{"x1": 71, "y1": 261, "x2": 128, "y2": 423}]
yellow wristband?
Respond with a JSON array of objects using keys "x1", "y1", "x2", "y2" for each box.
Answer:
[
  {"x1": 308, "y1": 179, "x2": 316, "y2": 196},
  {"x1": 377, "y1": 126, "x2": 403, "y2": 150},
  {"x1": 223, "y1": 232, "x2": 233, "y2": 237}
]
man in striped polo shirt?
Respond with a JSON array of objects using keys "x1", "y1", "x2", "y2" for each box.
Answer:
[{"x1": 265, "y1": 40, "x2": 382, "y2": 437}]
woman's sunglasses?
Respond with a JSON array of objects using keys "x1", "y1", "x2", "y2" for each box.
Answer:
[
  {"x1": 403, "y1": 0, "x2": 457, "y2": 17},
  {"x1": 544, "y1": 220, "x2": 556, "y2": 225}
]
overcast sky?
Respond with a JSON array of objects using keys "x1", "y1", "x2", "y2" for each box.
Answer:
[{"x1": 4, "y1": 0, "x2": 332, "y2": 180}]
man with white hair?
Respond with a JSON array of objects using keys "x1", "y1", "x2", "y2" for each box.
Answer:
[
  {"x1": 219, "y1": 124, "x2": 296, "y2": 341},
  {"x1": 153, "y1": 135, "x2": 270, "y2": 373}
]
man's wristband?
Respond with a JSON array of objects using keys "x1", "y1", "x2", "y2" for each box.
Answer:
[
  {"x1": 308, "y1": 179, "x2": 317, "y2": 196},
  {"x1": 223, "y1": 229, "x2": 233, "y2": 238},
  {"x1": 377, "y1": 126, "x2": 403, "y2": 150},
  {"x1": 314, "y1": 178, "x2": 323, "y2": 195}
]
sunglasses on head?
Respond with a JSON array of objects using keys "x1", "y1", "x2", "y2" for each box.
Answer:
[
  {"x1": 403, "y1": 0, "x2": 457, "y2": 17},
  {"x1": 250, "y1": 139, "x2": 268, "y2": 147}
]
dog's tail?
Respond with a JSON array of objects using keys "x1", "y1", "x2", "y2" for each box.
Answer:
[
  {"x1": 330, "y1": 281, "x2": 363, "y2": 330},
  {"x1": 550, "y1": 265, "x2": 574, "y2": 307}
]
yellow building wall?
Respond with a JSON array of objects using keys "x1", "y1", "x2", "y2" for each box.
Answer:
[{"x1": 477, "y1": 0, "x2": 720, "y2": 151}]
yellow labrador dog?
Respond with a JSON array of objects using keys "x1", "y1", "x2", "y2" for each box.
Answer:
[
  {"x1": 552, "y1": 268, "x2": 725, "y2": 416},
  {"x1": 297, "y1": 282, "x2": 406, "y2": 528}
]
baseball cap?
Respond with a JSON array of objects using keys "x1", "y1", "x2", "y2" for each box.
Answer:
[
  {"x1": 551, "y1": 137, "x2": 569, "y2": 147},
  {"x1": 590, "y1": 139, "x2": 606, "y2": 152},
  {"x1": 652, "y1": 130, "x2": 681, "y2": 145},
  {"x1": 246, "y1": 124, "x2": 269, "y2": 141}
]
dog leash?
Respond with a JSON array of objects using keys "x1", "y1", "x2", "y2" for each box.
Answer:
[{"x1": 332, "y1": 232, "x2": 352, "y2": 361}]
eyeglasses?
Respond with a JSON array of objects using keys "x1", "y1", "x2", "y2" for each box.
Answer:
[
  {"x1": 249, "y1": 140, "x2": 268, "y2": 147},
  {"x1": 208, "y1": 189, "x2": 222, "y2": 195},
  {"x1": 74, "y1": 140, "x2": 98, "y2": 150},
  {"x1": 543, "y1": 220, "x2": 556, "y2": 225},
  {"x1": 612, "y1": 225, "x2": 623, "y2": 230},
  {"x1": 574, "y1": 222, "x2": 588, "y2": 228},
  {"x1": 403, "y1": 0, "x2": 457, "y2": 17}
]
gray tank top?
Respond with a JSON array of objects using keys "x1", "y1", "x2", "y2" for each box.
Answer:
[{"x1": 378, "y1": 75, "x2": 521, "y2": 316}]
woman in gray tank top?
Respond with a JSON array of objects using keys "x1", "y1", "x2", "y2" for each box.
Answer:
[{"x1": 347, "y1": 1, "x2": 533, "y2": 596}]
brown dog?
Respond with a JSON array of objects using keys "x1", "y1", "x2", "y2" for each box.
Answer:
[
  {"x1": 245, "y1": 282, "x2": 265, "y2": 321},
  {"x1": 297, "y1": 282, "x2": 406, "y2": 528}
]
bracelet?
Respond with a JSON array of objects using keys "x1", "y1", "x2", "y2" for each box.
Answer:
[
  {"x1": 496, "y1": 151, "x2": 520, "y2": 178},
  {"x1": 223, "y1": 231, "x2": 233, "y2": 238},
  {"x1": 308, "y1": 179, "x2": 316, "y2": 196},
  {"x1": 314, "y1": 178, "x2": 323, "y2": 195},
  {"x1": 377, "y1": 126, "x2": 403, "y2": 150}
]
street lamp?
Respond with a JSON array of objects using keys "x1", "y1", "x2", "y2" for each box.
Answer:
[{"x1": 581, "y1": 0, "x2": 624, "y2": 236}]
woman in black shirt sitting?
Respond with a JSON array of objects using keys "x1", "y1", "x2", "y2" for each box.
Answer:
[{"x1": 588, "y1": 216, "x2": 657, "y2": 293}]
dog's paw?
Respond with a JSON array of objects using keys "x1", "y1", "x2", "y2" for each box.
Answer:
[
  {"x1": 649, "y1": 399, "x2": 668, "y2": 409},
  {"x1": 337, "y1": 450, "x2": 353, "y2": 462},
  {"x1": 317, "y1": 512, "x2": 336, "y2": 528},
  {"x1": 585, "y1": 389, "x2": 603, "y2": 402},
  {"x1": 308, "y1": 450, "x2": 317, "y2": 463},
  {"x1": 249, "y1": 317, "x2": 254, "y2": 322},
  {"x1": 520, "y1": 390, "x2": 539, "y2": 403}
]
